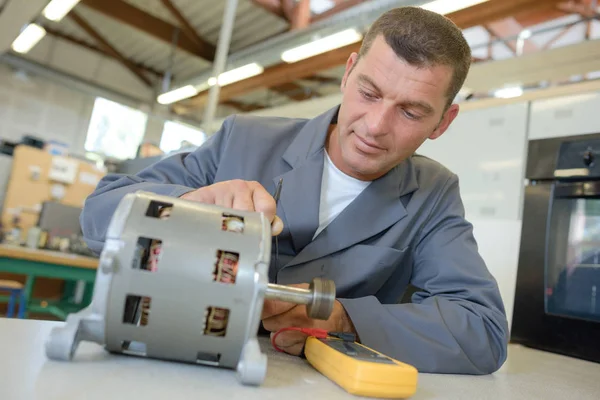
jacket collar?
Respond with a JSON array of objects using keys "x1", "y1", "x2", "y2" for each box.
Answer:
[
  {"x1": 281, "y1": 105, "x2": 340, "y2": 168},
  {"x1": 273, "y1": 104, "x2": 420, "y2": 266}
]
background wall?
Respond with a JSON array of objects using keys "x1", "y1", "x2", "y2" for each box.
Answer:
[
  {"x1": 0, "y1": 63, "x2": 95, "y2": 155},
  {"x1": 0, "y1": 61, "x2": 199, "y2": 157},
  {"x1": 418, "y1": 102, "x2": 530, "y2": 325}
]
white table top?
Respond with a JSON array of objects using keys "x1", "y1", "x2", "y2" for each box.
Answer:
[{"x1": 2, "y1": 318, "x2": 600, "y2": 400}]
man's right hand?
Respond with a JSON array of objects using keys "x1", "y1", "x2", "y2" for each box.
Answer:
[{"x1": 180, "y1": 180, "x2": 284, "y2": 236}]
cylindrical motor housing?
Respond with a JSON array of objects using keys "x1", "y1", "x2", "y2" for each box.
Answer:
[
  {"x1": 45, "y1": 191, "x2": 336, "y2": 386},
  {"x1": 102, "y1": 191, "x2": 271, "y2": 370}
]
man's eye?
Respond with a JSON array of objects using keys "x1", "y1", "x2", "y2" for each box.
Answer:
[
  {"x1": 403, "y1": 110, "x2": 419, "y2": 120},
  {"x1": 359, "y1": 89, "x2": 375, "y2": 100}
]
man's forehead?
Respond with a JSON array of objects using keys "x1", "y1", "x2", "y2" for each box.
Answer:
[{"x1": 359, "y1": 35, "x2": 452, "y2": 77}]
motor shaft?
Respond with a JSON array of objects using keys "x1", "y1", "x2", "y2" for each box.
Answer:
[{"x1": 265, "y1": 277, "x2": 335, "y2": 320}]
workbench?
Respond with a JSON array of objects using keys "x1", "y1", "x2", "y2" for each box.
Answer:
[
  {"x1": 0, "y1": 244, "x2": 97, "y2": 319},
  {"x1": 2, "y1": 318, "x2": 599, "y2": 399}
]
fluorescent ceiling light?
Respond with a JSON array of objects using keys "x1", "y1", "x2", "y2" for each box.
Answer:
[
  {"x1": 519, "y1": 29, "x2": 532, "y2": 39},
  {"x1": 205, "y1": 63, "x2": 263, "y2": 87},
  {"x1": 157, "y1": 85, "x2": 198, "y2": 105},
  {"x1": 43, "y1": 0, "x2": 81, "y2": 22},
  {"x1": 494, "y1": 87, "x2": 523, "y2": 99},
  {"x1": 158, "y1": 63, "x2": 264, "y2": 104},
  {"x1": 281, "y1": 28, "x2": 363, "y2": 63},
  {"x1": 420, "y1": 0, "x2": 490, "y2": 15},
  {"x1": 216, "y1": 63, "x2": 264, "y2": 86},
  {"x1": 11, "y1": 24, "x2": 46, "y2": 54}
]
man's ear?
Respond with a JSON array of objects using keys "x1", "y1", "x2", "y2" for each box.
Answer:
[
  {"x1": 341, "y1": 53, "x2": 358, "y2": 92},
  {"x1": 429, "y1": 103, "x2": 459, "y2": 140}
]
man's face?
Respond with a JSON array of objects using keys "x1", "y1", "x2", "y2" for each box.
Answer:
[{"x1": 330, "y1": 34, "x2": 460, "y2": 181}]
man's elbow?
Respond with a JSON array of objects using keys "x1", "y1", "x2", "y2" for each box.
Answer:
[
  {"x1": 470, "y1": 312, "x2": 510, "y2": 375},
  {"x1": 79, "y1": 200, "x2": 103, "y2": 254}
]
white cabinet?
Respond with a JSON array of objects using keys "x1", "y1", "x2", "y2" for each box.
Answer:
[
  {"x1": 529, "y1": 91, "x2": 600, "y2": 140},
  {"x1": 417, "y1": 102, "x2": 529, "y2": 221}
]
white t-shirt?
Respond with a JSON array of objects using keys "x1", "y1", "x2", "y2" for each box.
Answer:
[{"x1": 313, "y1": 151, "x2": 372, "y2": 239}]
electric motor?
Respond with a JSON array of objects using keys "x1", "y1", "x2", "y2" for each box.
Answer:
[{"x1": 44, "y1": 191, "x2": 335, "y2": 386}]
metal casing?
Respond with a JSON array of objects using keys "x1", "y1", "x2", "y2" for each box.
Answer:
[{"x1": 46, "y1": 191, "x2": 272, "y2": 385}]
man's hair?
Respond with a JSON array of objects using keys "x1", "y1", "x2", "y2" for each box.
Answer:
[{"x1": 356, "y1": 6, "x2": 472, "y2": 108}]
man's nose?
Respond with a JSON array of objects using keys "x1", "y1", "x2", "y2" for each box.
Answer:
[{"x1": 365, "y1": 104, "x2": 393, "y2": 136}]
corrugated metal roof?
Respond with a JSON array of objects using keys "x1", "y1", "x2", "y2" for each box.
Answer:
[
  {"x1": 201, "y1": 0, "x2": 289, "y2": 52},
  {"x1": 123, "y1": 0, "x2": 180, "y2": 26},
  {"x1": 78, "y1": 5, "x2": 212, "y2": 78},
  {"x1": 44, "y1": 16, "x2": 90, "y2": 44},
  {"x1": 10, "y1": 0, "x2": 598, "y2": 122},
  {"x1": 121, "y1": 0, "x2": 289, "y2": 52},
  {"x1": 41, "y1": 0, "x2": 289, "y2": 85},
  {"x1": 43, "y1": 5, "x2": 210, "y2": 85}
]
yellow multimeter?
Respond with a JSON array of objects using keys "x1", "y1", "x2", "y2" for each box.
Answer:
[{"x1": 304, "y1": 336, "x2": 418, "y2": 399}]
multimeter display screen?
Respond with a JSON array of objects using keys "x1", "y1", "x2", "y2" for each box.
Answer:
[{"x1": 321, "y1": 339, "x2": 395, "y2": 364}]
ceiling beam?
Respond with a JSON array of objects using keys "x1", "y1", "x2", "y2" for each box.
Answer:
[
  {"x1": 557, "y1": 0, "x2": 600, "y2": 18},
  {"x1": 269, "y1": 81, "x2": 319, "y2": 101},
  {"x1": 80, "y1": 0, "x2": 216, "y2": 61},
  {"x1": 542, "y1": 23, "x2": 575, "y2": 49},
  {"x1": 68, "y1": 10, "x2": 153, "y2": 87},
  {"x1": 301, "y1": 75, "x2": 342, "y2": 84},
  {"x1": 513, "y1": 7, "x2": 567, "y2": 26},
  {"x1": 172, "y1": 99, "x2": 266, "y2": 116},
  {"x1": 222, "y1": 100, "x2": 266, "y2": 112},
  {"x1": 290, "y1": 0, "x2": 311, "y2": 30},
  {"x1": 43, "y1": 25, "x2": 165, "y2": 78},
  {"x1": 485, "y1": 18, "x2": 538, "y2": 55},
  {"x1": 311, "y1": 0, "x2": 369, "y2": 23},
  {"x1": 249, "y1": 0, "x2": 289, "y2": 20},
  {"x1": 184, "y1": 0, "x2": 563, "y2": 108},
  {"x1": 159, "y1": 0, "x2": 211, "y2": 51},
  {"x1": 447, "y1": 0, "x2": 565, "y2": 27},
  {"x1": 183, "y1": 41, "x2": 359, "y2": 108}
]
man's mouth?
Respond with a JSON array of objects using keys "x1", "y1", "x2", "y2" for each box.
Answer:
[{"x1": 354, "y1": 134, "x2": 385, "y2": 153}]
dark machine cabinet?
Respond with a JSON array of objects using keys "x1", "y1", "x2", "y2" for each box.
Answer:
[{"x1": 512, "y1": 133, "x2": 600, "y2": 363}]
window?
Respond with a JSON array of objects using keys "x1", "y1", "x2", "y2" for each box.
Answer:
[
  {"x1": 159, "y1": 120, "x2": 206, "y2": 153},
  {"x1": 84, "y1": 97, "x2": 148, "y2": 160}
]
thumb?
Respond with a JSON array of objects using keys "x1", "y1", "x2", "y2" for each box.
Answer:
[
  {"x1": 271, "y1": 216, "x2": 283, "y2": 236},
  {"x1": 262, "y1": 299, "x2": 296, "y2": 319}
]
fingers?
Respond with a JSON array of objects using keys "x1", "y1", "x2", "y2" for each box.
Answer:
[
  {"x1": 231, "y1": 186, "x2": 255, "y2": 212},
  {"x1": 180, "y1": 187, "x2": 213, "y2": 203},
  {"x1": 272, "y1": 215, "x2": 284, "y2": 236},
  {"x1": 216, "y1": 189, "x2": 235, "y2": 209},
  {"x1": 270, "y1": 331, "x2": 306, "y2": 356},
  {"x1": 262, "y1": 299, "x2": 297, "y2": 320},
  {"x1": 248, "y1": 181, "x2": 277, "y2": 223},
  {"x1": 179, "y1": 180, "x2": 283, "y2": 232}
]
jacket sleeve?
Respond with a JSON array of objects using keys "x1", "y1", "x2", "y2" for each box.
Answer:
[
  {"x1": 338, "y1": 174, "x2": 509, "y2": 375},
  {"x1": 80, "y1": 115, "x2": 237, "y2": 254}
]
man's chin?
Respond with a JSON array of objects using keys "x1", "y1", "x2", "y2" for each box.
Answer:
[{"x1": 343, "y1": 157, "x2": 379, "y2": 179}]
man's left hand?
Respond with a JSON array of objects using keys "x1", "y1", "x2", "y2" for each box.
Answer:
[{"x1": 262, "y1": 284, "x2": 357, "y2": 356}]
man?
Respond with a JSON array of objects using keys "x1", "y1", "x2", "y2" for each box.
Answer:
[{"x1": 81, "y1": 7, "x2": 509, "y2": 374}]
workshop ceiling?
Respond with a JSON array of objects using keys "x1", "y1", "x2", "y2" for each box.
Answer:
[{"x1": 1, "y1": 0, "x2": 599, "y2": 126}]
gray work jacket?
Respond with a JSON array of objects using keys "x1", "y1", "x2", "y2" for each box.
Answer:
[{"x1": 80, "y1": 106, "x2": 509, "y2": 375}]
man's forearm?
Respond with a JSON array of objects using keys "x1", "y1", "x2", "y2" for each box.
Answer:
[{"x1": 338, "y1": 295, "x2": 508, "y2": 375}]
